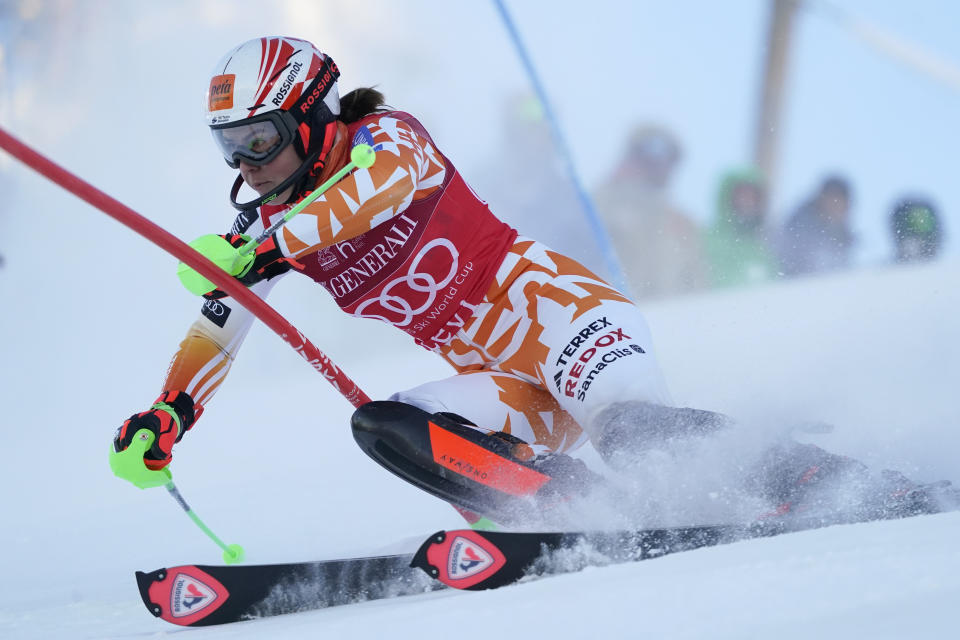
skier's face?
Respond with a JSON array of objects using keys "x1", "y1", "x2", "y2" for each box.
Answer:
[{"x1": 237, "y1": 144, "x2": 302, "y2": 202}]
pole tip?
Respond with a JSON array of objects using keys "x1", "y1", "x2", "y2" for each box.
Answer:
[{"x1": 223, "y1": 543, "x2": 245, "y2": 565}]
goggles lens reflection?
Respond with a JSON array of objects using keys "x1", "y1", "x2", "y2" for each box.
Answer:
[{"x1": 211, "y1": 116, "x2": 292, "y2": 168}]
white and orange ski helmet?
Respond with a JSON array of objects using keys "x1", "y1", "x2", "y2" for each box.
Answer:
[{"x1": 204, "y1": 36, "x2": 341, "y2": 209}]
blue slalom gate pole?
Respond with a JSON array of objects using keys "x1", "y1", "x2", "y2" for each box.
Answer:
[{"x1": 491, "y1": 0, "x2": 629, "y2": 293}]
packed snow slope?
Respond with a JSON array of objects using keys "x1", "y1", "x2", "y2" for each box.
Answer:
[{"x1": 0, "y1": 231, "x2": 957, "y2": 638}]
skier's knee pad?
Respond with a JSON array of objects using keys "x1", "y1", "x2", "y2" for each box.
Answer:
[{"x1": 593, "y1": 401, "x2": 730, "y2": 467}]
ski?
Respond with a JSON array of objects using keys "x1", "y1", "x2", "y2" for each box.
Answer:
[
  {"x1": 137, "y1": 511, "x2": 954, "y2": 626},
  {"x1": 135, "y1": 552, "x2": 442, "y2": 626},
  {"x1": 135, "y1": 524, "x2": 747, "y2": 627},
  {"x1": 410, "y1": 500, "x2": 960, "y2": 592},
  {"x1": 410, "y1": 523, "x2": 774, "y2": 590},
  {"x1": 415, "y1": 508, "x2": 959, "y2": 590}
]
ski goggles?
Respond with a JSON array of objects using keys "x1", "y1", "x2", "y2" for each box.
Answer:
[{"x1": 210, "y1": 110, "x2": 300, "y2": 169}]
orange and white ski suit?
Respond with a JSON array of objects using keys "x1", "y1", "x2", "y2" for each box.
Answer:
[{"x1": 161, "y1": 111, "x2": 672, "y2": 455}]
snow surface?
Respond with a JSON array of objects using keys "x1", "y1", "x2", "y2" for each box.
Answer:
[{"x1": 1, "y1": 250, "x2": 957, "y2": 638}]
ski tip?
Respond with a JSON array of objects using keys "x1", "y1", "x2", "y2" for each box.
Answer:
[
  {"x1": 135, "y1": 565, "x2": 231, "y2": 626},
  {"x1": 135, "y1": 570, "x2": 165, "y2": 619},
  {"x1": 410, "y1": 530, "x2": 446, "y2": 579}
]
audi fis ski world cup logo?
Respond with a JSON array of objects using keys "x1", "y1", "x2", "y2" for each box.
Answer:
[
  {"x1": 304, "y1": 205, "x2": 478, "y2": 348},
  {"x1": 447, "y1": 536, "x2": 495, "y2": 580},
  {"x1": 353, "y1": 238, "x2": 462, "y2": 327},
  {"x1": 170, "y1": 573, "x2": 219, "y2": 618},
  {"x1": 208, "y1": 74, "x2": 235, "y2": 111}
]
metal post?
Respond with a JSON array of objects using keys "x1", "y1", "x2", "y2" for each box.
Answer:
[{"x1": 754, "y1": 0, "x2": 799, "y2": 201}]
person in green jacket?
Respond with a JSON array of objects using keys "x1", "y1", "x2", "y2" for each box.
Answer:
[{"x1": 704, "y1": 168, "x2": 780, "y2": 289}]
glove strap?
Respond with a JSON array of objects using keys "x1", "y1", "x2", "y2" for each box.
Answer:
[
  {"x1": 151, "y1": 390, "x2": 198, "y2": 442},
  {"x1": 151, "y1": 402, "x2": 182, "y2": 436}
]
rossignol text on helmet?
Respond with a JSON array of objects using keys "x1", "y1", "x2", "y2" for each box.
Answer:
[{"x1": 204, "y1": 36, "x2": 341, "y2": 211}]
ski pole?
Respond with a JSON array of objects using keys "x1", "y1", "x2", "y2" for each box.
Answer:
[
  {"x1": 109, "y1": 429, "x2": 245, "y2": 564},
  {"x1": 0, "y1": 125, "x2": 372, "y2": 408},
  {"x1": 176, "y1": 143, "x2": 377, "y2": 295},
  {"x1": 240, "y1": 143, "x2": 376, "y2": 254},
  {"x1": 1, "y1": 125, "x2": 375, "y2": 559},
  {"x1": 164, "y1": 482, "x2": 244, "y2": 565},
  {"x1": 491, "y1": 0, "x2": 630, "y2": 293}
]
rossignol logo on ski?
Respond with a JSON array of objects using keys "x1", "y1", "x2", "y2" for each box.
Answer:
[
  {"x1": 170, "y1": 573, "x2": 218, "y2": 617},
  {"x1": 417, "y1": 529, "x2": 510, "y2": 590},
  {"x1": 447, "y1": 536, "x2": 495, "y2": 579}
]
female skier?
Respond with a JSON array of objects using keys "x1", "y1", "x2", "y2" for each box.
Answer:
[{"x1": 113, "y1": 36, "x2": 955, "y2": 527}]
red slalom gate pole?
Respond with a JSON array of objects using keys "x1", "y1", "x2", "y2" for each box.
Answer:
[{"x1": 0, "y1": 126, "x2": 371, "y2": 408}]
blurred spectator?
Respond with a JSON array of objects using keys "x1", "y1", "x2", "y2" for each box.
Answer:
[
  {"x1": 471, "y1": 92, "x2": 607, "y2": 277},
  {"x1": 594, "y1": 124, "x2": 706, "y2": 300},
  {"x1": 704, "y1": 168, "x2": 779, "y2": 288},
  {"x1": 778, "y1": 175, "x2": 854, "y2": 277},
  {"x1": 890, "y1": 196, "x2": 943, "y2": 263}
]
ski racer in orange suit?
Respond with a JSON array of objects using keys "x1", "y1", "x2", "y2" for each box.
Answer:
[{"x1": 112, "y1": 36, "x2": 958, "y2": 528}]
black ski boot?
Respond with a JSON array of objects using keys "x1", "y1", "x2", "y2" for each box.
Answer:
[
  {"x1": 351, "y1": 401, "x2": 603, "y2": 526},
  {"x1": 747, "y1": 441, "x2": 960, "y2": 524}
]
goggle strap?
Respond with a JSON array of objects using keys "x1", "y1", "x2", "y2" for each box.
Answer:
[{"x1": 290, "y1": 54, "x2": 340, "y2": 124}]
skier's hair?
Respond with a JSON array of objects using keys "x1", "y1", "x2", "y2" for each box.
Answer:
[{"x1": 339, "y1": 88, "x2": 389, "y2": 123}]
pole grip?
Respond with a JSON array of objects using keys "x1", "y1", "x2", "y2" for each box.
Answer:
[{"x1": 108, "y1": 429, "x2": 173, "y2": 489}]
